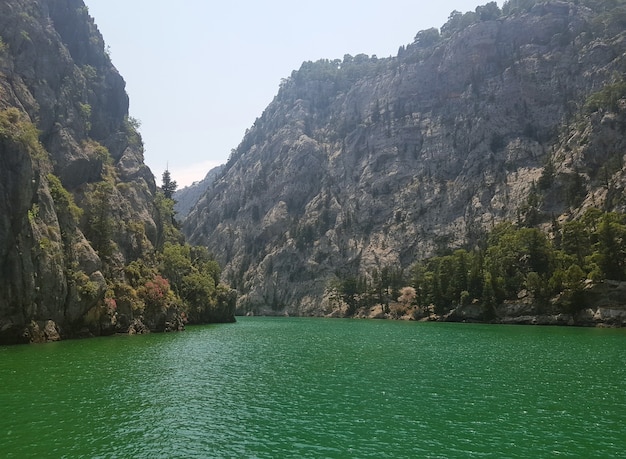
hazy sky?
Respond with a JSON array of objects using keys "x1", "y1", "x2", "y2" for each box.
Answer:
[{"x1": 84, "y1": 1, "x2": 498, "y2": 187}]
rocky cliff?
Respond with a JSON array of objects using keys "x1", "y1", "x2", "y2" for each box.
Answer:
[
  {"x1": 174, "y1": 165, "x2": 224, "y2": 219},
  {"x1": 183, "y1": 1, "x2": 626, "y2": 316},
  {"x1": 0, "y1": 0, "x2": 234, "y2": 343}
]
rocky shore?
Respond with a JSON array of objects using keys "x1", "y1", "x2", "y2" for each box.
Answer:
[{"x1": 334, "y1": 280, "x2": 626, "y2": 327}]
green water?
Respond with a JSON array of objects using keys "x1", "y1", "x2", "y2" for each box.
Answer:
[{"x1": 1, "y1": 318, "x2": 625, "y2": 458}]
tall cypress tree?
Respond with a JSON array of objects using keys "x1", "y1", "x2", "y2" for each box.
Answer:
[
  {"x1": 161, "y1": 169, "x2": 178, "y2": 200},
  {"x1": 597, "y1": 214, "x2": 625, "y2": 281}
]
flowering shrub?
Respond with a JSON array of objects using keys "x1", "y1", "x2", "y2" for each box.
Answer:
[
  {"x1": 104, "y1": 297, "x2": 117, "y2": 315},
  {"x1": 144, "y1": 275, "x2": 169, "y2": 301},
  {"x1": 140, "y1": 275, "x2": 172, "y2": 313}
]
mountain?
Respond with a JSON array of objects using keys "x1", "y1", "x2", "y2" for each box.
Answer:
[
  {"x1": 0, "y1": 0, "x2": 234, "y2": 344},
  {"x1": 183, "y1": 0, "x2": 626, "y2": 317},
  {"x1": 174, "y1": 165, "x2": 224, "y2": 219}
]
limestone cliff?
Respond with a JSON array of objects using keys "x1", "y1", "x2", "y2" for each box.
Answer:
[
  {"x1": 0, "y1": 0, "x2": 234, "y2": 343},
  {"x1": 174, "y1": 165, "x2": 224, "y2": 219},
  {"x1": 183, "y1": 1, "x2": 626, "y2": 316}
]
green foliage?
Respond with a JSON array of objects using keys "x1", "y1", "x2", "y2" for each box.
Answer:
[
  {"x1": 439, "y1": 3, "x2": 501, "y2": 38},
  {"x1": 279, "y1": 54, "x2": 385, "y2": 111},
  {"x1": 119, "y1": 240, "x2": 230, "y2": 324},
  {"x1": 126, "y1": 116, "x2": 141, "y2": 130},
  {"x1": 78, "y1": 103, "x2": 91, "y2": 121},
  {"x1": 111, "y1": 281, "x2": 143, "y2": 314},
  {"x1": 38, "y1": 237, "x2": 52, "y2": 251},
  {"x1": 84, "y1": 139, "x2": 112, "y2": 164},
  {"x1": 328, "y1": 265, "x2": 406, "y2": 315},
  {"x1": 484, "y1": 224, "x2": 552, "y2": 301},
  {"x1": 124, "y1": 116, "x2": 142, "y2": 147},
  {"x1": 160, "y1": 242, "x2": 224, "y2": 322},
  {"x1": 161, "y1": 169, "x2": 177, "y2": 199},
  {"x1": 501, "y1": 0, "x2": 626, "y2": 18},
  {"x1": 537, "y1": 160, "x2": 555, "y2": 190},
  {"x1": 476, "y1": 2, "x2": 501, "y2": 20},
  {"x1": 47, "y1": 174, "x2": 82, "y2": 225},
  {"x1": 593, "y1": 213, "x2": 626, "y2": 280},
  {"x1": 125, "y1": 219, "x2": 148, "y2": 257},
  {"x1": 0, "y1": 35, "x2": 7, "y2": 53},
  {"x1": 584, "y1": 79, "x2": 626, "y2": 113},
  {"x1": 331, "y1": 209, "x2": 626, "y2": 317},
  {"x1": 68, "y1": 269, "x2": 100, "y2": 300},
  {"x1": 412, "y1": 248, "x2": 484, "y2": 314},
  {"x1": 441, "y1": 10, "x2": 478, "y2": 37},
  {"x1": 161, "y1": 242, "x2": 192, "y2": 289},
  {"x1": 78, "y1": 102, "x2": 92, "y2": 131},
  {"x1": 82, "y1": 140, "x2": 115, "y2": 181},
  {"x1": 80, "y1": 65, "x2": 97, "y2": 81},
  {"x1": 154, "y1": 191, "x2": 182, "y2": 249},
  {"x1": 564, "y1": 172, "x2": 587, "y2": 209},
  {"x1": 83, "y1": 139, "x2": 115, "y2": 181},
  {"x1": 413, "y1": 28, "x2": 441, "y2": 48},
  {"x1": 587, "y1": 1, "x2": 626, "y2": 37},
  {"x1": 578, "y1": 0, "x2": 626, "y2": 10},
  {"x1": 561, "y1": 219, "x2": 591, "y2": 265},
  {"x1": 84, "y1": 181, "x2": 115, "y2": 258},
  {"x1": 0, "y1": 107, "x2": 46, "y2": 161},
  {"x1": 125, "y1": 259, "x2": 157, "y2": 289},
  {"x1": 518, "y1": 183, "x2": 543, "y2": 227},
  {"x1": 501, "y1": 0, "x2": 538, "y2": 15},
  {"x1": 27, "y1": 203, "x2": 39, "y2": 224},
  {"x1": 455, "y1": 211, "x2": 625, "y2": 310}
]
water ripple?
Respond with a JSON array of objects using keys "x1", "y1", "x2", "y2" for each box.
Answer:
[{"x1": 1, "y1": 319, "x2": 625, "y2": 458}]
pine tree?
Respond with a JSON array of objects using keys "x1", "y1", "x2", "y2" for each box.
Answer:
[
  {"x1": 161, "y1": 169, "x2": 178, "y2": 199},
  {"x1": 596, "y1": 213, "x2": 625, "y2": 281}
]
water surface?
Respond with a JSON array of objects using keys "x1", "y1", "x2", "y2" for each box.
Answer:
[{"x1": 1, "y1": 318, "x2": 625, "y2": 458}]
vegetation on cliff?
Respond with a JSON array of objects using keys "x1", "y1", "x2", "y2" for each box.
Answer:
[
  {"x1": 329, "y1": 69, "x2": 626, "y2": 323},
  {"x1": 183, "y1": 0, "x2": 626, "y2": 321},
  {"x1": 0, "y1": 0, "x2": 234, "y2": 344},
  {"x1": 329, "y1": 208, "x2": 626, "y2": 323},
  {"x1": 82, "y1": 170, "x2": 236, "y2": 336}
]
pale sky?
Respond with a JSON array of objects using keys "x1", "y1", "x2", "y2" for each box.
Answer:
[{"x1": 84, "y1": 1, "x2": 498, "y2": 187}]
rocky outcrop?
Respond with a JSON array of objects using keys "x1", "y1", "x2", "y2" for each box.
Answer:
[
  {"x1": 444, "y1": 280, "x2": 626, "y2": 327},
  {"x1": 0, "y1": 0, "x2": 169, "y2": 343},
  {"x1": 184, "y1": 1, "x2": 626, "y2": 317}
]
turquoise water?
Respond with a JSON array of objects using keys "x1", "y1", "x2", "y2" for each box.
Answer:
[{"x1": 1, "y1": 317, "x2": 625, "y2": 458}]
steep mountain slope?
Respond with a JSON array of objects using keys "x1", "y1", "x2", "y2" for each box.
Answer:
[
  {"x1": 184, "y1": 1, "x2": 626, "y2": 315},
  {"x1": 174, "y1": 165, "x2": 224, "y2": 219},
  {"x1": 0, "y1": 0, "x2": 234, "y2": 343}
]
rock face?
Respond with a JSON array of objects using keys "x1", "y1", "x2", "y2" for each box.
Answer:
[
  {"x1": 174, "y1": 165, "x2": 224, "y2": 219},
  {"x1": 0, "y1": 0, "x2": 164, "y2": 343},
  {"x1": 444, "y1": 280, "x2": 626, "y2": 327},
  {"x1": 184, "y1": 2, "x2": 626, "y2": 316}
]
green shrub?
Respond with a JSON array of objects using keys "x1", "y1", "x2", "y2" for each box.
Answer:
[
  {"x1": 27, "y1": 203, "x2": 39, "y2": 223},
  {"x1": 78, "y1": 103, "x2": 92, "y2": 132},
  {"x1": 47, "y1": 173, "x2": 83, "y2": 224},
  {"x1": 584, "y1": 80, "x2": 626, "y2": 113},
  {"x1": 0, "y1": 108, "x2": 46, "y2": 160}
]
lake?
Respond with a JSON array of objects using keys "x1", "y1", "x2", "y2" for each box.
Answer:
[{"x1": 1, "y1": 317, "x2": 625, "y2": 458}]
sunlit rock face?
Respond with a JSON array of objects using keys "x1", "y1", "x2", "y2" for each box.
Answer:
[{"x1": 184, "y1": 2, "x2": 626, "y2": 316}]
